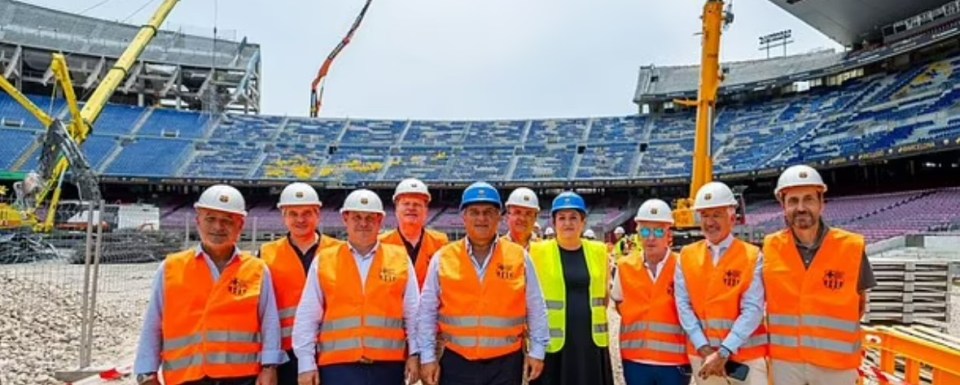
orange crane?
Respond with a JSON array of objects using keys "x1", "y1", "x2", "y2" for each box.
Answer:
[{"x1": 309, "y1": 0, "x2": 374, "y2": 117}]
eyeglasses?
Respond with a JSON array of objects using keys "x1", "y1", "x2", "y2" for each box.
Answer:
[{"x1": 639, "y1": 227, "x2": 666, "y2": 239}]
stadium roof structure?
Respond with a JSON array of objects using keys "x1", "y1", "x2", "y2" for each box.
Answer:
[
  {"x1": 767, "y1": 0, "x2": 949, "y2": 47},
  {"x1": 0, "y1": 0, "x2": 262, "y2": 113}
]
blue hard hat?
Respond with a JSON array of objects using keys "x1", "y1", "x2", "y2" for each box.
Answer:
[
  {"x1": 460, "y1": 181, "x2": 502, "y2": 211},
  {"x1": 551, "y1": 191, "x2": 587, "y2": 216}
]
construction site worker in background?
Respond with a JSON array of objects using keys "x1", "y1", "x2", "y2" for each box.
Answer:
[
  {"x1": 612, "y1": 199, "x2": 690, "y2": 385},
  {"x1": 259, "y1": 182, "x2": 342, "y2": 385},
  {"x1": 675, "y1": 181, "x2": 768, "y2": 385},
  {"x1": 544, "y1": 226, "x2": 555, "y2": 240},
  {"x1": 530, "y1": 192, "x2": 613, "y2": 385},
  {"x1": 292, "y1": 189, "x2": 420, "y2": 385},
  {"x1": 380, "y1": 178, "x2": 449, "y2": 287},
  {"x1": 763, "y1": 165, "x2": 876, "y2": 385},
  {"x1": 418, "y1": 181, "x2": 550, "y2": 385},
  {"x1": 583, "y1": 228, "x2": 597, "y2": 240},
  {"x1": 533, "y1": 222, "x2": 543, "y2": 241},
  {"x1": 612, "y1": 226, "x2": 628, "y2": 257},
  {"x1": 134, "y1": 184, "x2": 284, "y2": 385},
  {"x1": 503, "y1": 187, "x2": 541, "y2": 250}
]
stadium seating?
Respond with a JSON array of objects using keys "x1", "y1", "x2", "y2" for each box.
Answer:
[
  {"x1": 277, "y1": 118, "x2": 344, "y2": 143},
  {"x1": 512, "y1": 144, "x2": 575, "y2": 180},
  {"x1": 0, "y1": 129, "x2": 36, "y2": 170},
  {"x1": 576, "y1": 143, "x2": 639, "y2": 179},
  {"x1": 340, "y1": 119, "x2": 405, "y2": 144},
  {"x1": 591, "y1": 116, "x2": 647, "y2": 142},
  {"x1": 255, "y1": 142, "x2": 328, "y2": 180},
  {"x1": 403, "y1": 121, "x2": 468, "y2": 144},
  {"x1": 93, "y1": 104, "x2": 146, "y2": 135},
  {"x1": 213, "y1": 114, "x2": 284, "y2": 142},
  {"x1": 321, "y1": 145, "x2": 388, "y2": 183},
  {"x1": 444, "y1": 146, "x2": 515, "y2": 181},
  {"x1": 182, "y1": 140, "x2": 263, "y2": 179},
  {"x1": 383, "y1": 147, "x2": 451, "y2": 181},
  {"x1": 137, "y1": 109, "x2": 211, "y2": 138},
  {"x1": 527, "y1": 118, "x2": 588, "y2": 144},
  {"x1": 105, "y1": 138, "x2": 191, "y2": 176},
  {"x1": 463, "y1": 120, "x2": 526, "y2": 144}
]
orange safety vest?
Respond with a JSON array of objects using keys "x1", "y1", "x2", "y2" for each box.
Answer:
[
  {"x1": 437, "y1": 239, "x2": 527, "y2": 360},
  {"x1": 260, "y1": 234, "x2": 342, "y2": 350},
  {"x1": 617, "y1": 251, "x2": 689, "y2": 365},
  {"x1": 316, "y1": 242, "x2": 410, "y2": 366},
  {"x1": 379, "y1": 228, "x2": 449, "y2": 288},
  {"x1": 160, "y1": 249, "x2": 264, "y2": 385},
  {"x1": 678, "y1": 239, "x2": 768, "y2": 362},
  {"x1": 763, "y1": 228, "x2": 865, "y2": 369}
]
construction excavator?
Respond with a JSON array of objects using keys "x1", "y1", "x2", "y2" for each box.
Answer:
[
  {"x1": 0, "y1": 0, "x2": 180, "y2": 234},
  {"x1": 309, "y1": 0, "x2": 373, "y2": 117},
  {"x1": 668, "y1": 2, "x2": 960, "y2": 383}
]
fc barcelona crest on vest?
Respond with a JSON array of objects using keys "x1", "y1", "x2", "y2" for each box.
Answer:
[
  {"x1": 823, "y1": 270, "x2": 845, "y2": 290},
  {"x1": 666, "y1": 280, "x2": 675, "y2": 296},
  {"x1": 723, "y1": 269, "x2": 741, "y2": 287},
  {"x1": 496, "y1": 263, "x2": 516, "y2": 280},
  {"x1": 379, "y1": 267, "x2": 400, "y2": 283},
  {"x1": 228, "y1": 277, "x2": 248, "y2": 296}
]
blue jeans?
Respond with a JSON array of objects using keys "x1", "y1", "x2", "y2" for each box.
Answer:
[{"x1": 622, "y1": 360, "x2": 692, "y2": 385}]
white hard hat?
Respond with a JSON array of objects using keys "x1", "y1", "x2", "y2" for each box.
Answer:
[
  {"x1": 194, "y1": 184, "x2": 247, "y2": 216},
  {"x1": 393, "y1": 178, "x2": 431, "y2": 202},
  {"x1": 340, "y1": 189, "x2": 385, "y2": 215},
  {"x1": 277, "y1": 182, "x2": 322, "y2": 208},
  {"x1": 583, "y1": 229, "x2": 596, "y2": 239},
  {"x1": 693, "y1": 181, "x2": 738, "y2": 211},
  {"x1": 614, "y1": 226, "x2": 625, "y2": 235},
  {"x1": 634, "y1": 199, "x2": 674, "y2": 225},
  {"x1": 505, "y1": 187, "x2": 540, "y2": 211},
  {"x1": 544, "y1": 227, "x2": 555, "y2": 236},
  {"x1": 775, "y1": 165, "x2": 827, "y2": 198}
]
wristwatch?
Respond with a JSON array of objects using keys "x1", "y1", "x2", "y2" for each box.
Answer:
[{"x1": 136, "y1": 373, "x2": 156, "y2": 385}]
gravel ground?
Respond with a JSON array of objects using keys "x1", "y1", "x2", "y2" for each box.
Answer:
[{"x1": 0, "y1": 261, "x2": 157, "y2": 385}]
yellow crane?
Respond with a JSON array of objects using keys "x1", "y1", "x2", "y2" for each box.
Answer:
[
  {"x1": 0, "y1": 0, "x2": 181, "y2": 232},
  {"x1": 672, "y1": 0, "x2": 733, "y2": 229}
]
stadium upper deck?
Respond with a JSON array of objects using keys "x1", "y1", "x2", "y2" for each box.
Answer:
[{"x1": 0, "y1": 0, "x2": 262, "y2": 113}]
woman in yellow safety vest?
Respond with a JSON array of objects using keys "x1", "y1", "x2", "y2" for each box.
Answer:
[{"x1": 530, "y1": 192, "x2": 613, "y2": 385}]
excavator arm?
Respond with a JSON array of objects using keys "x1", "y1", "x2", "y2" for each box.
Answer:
[
  {"x1": 0, "y1": 0, "x2": 181, "y2": 232},
  {"x1": 309, "y1": 0, "x2": 374, "y2": 117}
]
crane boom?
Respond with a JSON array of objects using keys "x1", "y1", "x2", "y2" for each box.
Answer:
[
  {"x1": 309, "y1": 0, "x2": 374, "y2": 117},
  {"x1": 672, "y1": 0, "x2": 730, "y2": 229}
]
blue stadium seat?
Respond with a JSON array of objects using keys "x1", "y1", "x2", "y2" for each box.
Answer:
[
  {"x1": 213, "y1": 114, "x2": 285, "y2": 142},
  {"x1": 403, "y1": 121, "x2": 468, "y2": 144},
  {"x1": 340, "y1": 119, "x2": 405, "y2": 144},
  {"x1": 0, "y1": 129, "x2": 37, "y2": 170},
  {"x1": 527, "y1": 119, "x2": 588, "y2": 144},
  {"x1": 278, "y1": 118, "x2": 345, "y2": 143},
  {"x1": 104, "y1": 138, "x2": 191, "y2": 176},
  {"x1": 137, "y1": 109, "x2": 211, "y2": 138},
  {"x1": 93, "y1": 104, "x2": 146, "y2": 135},
  {"x1": 444, "y1": 146, "x2": 514, "y2": 181},
  {"x1": 512, "y1": 144, "x2": 575, "y2": 180},
  {"x1": 576, "y1": 143, "x2": 638, "y2": 179},
  {"x1": 383, "y1": 146, "x2": 451, "y2": 181},
  {"x1": 463, "y1": 120, "x2": 525, "y2": 144},
  {"x1": 183, "y1": 140, "x2": 263, "y2": 178}
]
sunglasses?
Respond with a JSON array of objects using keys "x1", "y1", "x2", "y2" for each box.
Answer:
[{"x1": 639, "y1": 227, "x2": 667, "y2": 239}]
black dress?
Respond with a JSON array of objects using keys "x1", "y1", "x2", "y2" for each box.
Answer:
[{"x1": 532, "y1": 246, "x2": 615, "y2": 385}]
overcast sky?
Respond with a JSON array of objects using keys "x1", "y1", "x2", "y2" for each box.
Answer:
[{"x1": 30, "y1": 0, "x2": 842, "y2": 120}]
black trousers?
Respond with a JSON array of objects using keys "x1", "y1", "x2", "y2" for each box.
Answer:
[
  {"x1": 439, "y1": 349, "x2": 524, "y2": 385},
  {"x1": 274, "y1": 349, "x2": 301, "y2": 385},
  {"x1": 319, "y1": 361, "x2": 405, "y2": 384}
]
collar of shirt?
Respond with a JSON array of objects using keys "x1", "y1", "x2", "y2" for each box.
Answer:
[
  {"x1": 643, "y1": 249, "x2": 670, "y2": 279},
  {"x1": 347, "y1": 241, "x2": 380, "y2": 261},
  {"x1": 465, "y1": 235, "x2": 498, "y2": 267},
  {"x1": 706, "y1": 233, "x2": 735, "y2": 263},
  {"x1": 193, "y1": 244, "x2": 242, "y2": 264}
]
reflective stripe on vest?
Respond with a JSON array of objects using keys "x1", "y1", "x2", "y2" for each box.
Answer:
[
  {"x1": 530, "y1": 239, "x2": 610, "y2": 353},
  {"x1": 678, "y1": 240, "x2": 768, "y2": 362},
  {"x1": 160, "y1": 249, "x2": 264, "y2": 384},
  {"x1": 261, "y1": 236, "x2": 342, "y2": 350},
  {"x1": 316, "y1": 243, "x2": 410, "y2": 365},
  {"x1": 763, "y1": 228, "x2": 865, "y2": 369},
  {"x1": 437, "y1": 239, "x2": 527, "y2": 360},
  {"x1": 616, "y1": 252, "x2": 688, "y2": 364}
]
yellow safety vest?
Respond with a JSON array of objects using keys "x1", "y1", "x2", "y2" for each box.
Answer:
[{"x1": 530, "y1": 239, "x2": 609, "y2": 353}]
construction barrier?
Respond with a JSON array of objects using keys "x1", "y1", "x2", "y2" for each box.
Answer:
[{"x1": 859, "y1": 326, "x2": 960, "y2": 385}]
